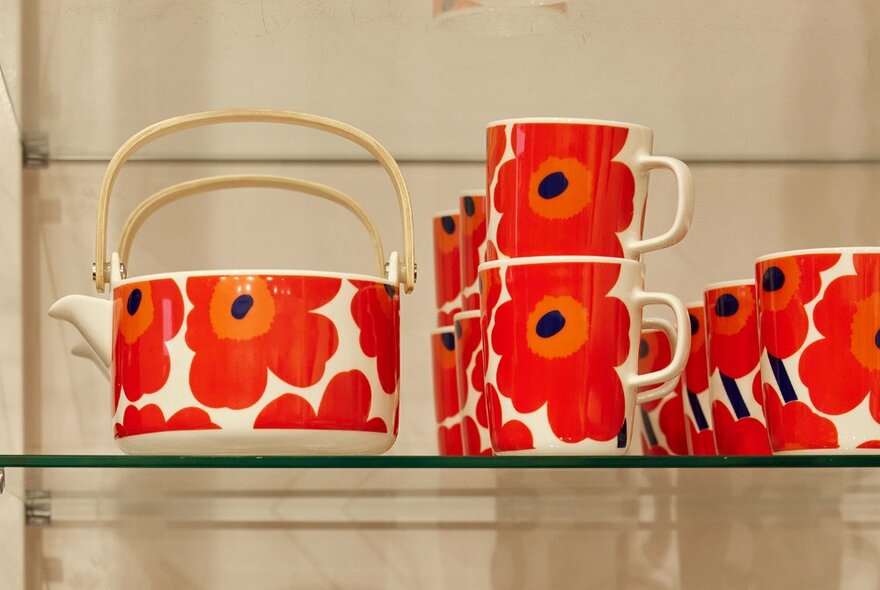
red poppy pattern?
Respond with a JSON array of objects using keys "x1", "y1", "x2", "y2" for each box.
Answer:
[
  {"x1": 638, "y1": 330, "x2": 688, "y2": 455},
  {"x1": 253, "y1": 370, "x2": 387, "y2": 432},
  {"x1": 350, "y1": 280, "x2": 400, "y2": 394},
  {"x1": 491, "y1": 262, "x2": 629, "y2": 443},
  {"x1": 705, "y1": 283, "x2": 760, "y2": 379},
  {"x1": 712, "y1": 401, "x2": 772, "y2": 455},
  {"x1": 683, "y1": 304, "x2": 716, "y2": 455},
  {"x1": 762, "y1": 383, "x2": 839, "y2": 451},
  {"x1": 460, "y1": 194, "x2": 487, "y2": 311},
  {"x1": 486, "y1": 383, "x2": 535, "y2": 452},
  {"x1": 431, "y1": 330, "x2": 463, "y2": 455},
  {"x1": 757, "y1": 253, "x2": 840, "y2": 359},
  {"x1": 455, "y1": 313, "x2": 490, "y2": 455},
  {"x1": 185, "y1": 275, "x2": 341, "y2": 410},
  {"x1": 113, "y1": 279, "x2": 185, "y2": 409},
  {"x1": 115, "y1": 404, "x2": 218, "y2": 438},
  {"x1": 489, "y1": 122, "x2": 634, "y2": 259},
  {"x1": 434, "y1": 213, "x2": 462, "y2": 325},
  {"x1": 799, "y1": 254, "x2": 880, "y2": 425}
]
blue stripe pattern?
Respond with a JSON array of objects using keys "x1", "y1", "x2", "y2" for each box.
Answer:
[
  {"x1": 616, "y1": 418, "x2": 627, "y2": 448},
  {"x1": 767, "y1": 353, "x2": 798, "y2": 403},
  {"x1": 720, "y1": 373, "x2": 750, "y2": 419},
  {"x1": 687, "y1": 389, "x2": 710, "y2": 430},
  {"x1": 640, "y1": 409, "x2": 659, "y2": 447}
]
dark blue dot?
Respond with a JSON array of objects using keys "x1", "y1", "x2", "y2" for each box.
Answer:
[
  {"x1": 441, "y1": 332, "x2": 455, "y2": 351},
  {"x1": 231, "y1": 294, "x2": 254, "y2": 320},
  {"x1": 715, "y1": 294, "x2": 739, "y2": 317},
  {"x1": 875, "y1": 330, "x2": 880, "y2": 349},
  {"x1": 126, "y1": 289, "x2": 142, "y2": 316},
  {"x1": 537, "y1": 172, "x2": 569, "y2": 199},
  {"x1": 463, "y1": 196, "x2": 476, "y2": 217},
  {"x1": 639, "y1": 338, "x2": 649, "y2": 358},
  {"x1": 441, "y1": 216, "x2": 456, "y2": 234},
  {"x1": 383, "y1": 284, "x2": 396, "y2": 298},
  {"x1": 689, "y1": 313, "x2": 699, "y2": 335},
  {"x1": 762, "y1": 266, "x2": 785, "y2": 292},
  {"x1": 536, "y1": 310, "x2": 566, "y2": 338}
]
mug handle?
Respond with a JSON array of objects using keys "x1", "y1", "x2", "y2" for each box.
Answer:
[
  {"x1": 117, "y1": 174, "x2": 387, "y2": 277},
  {"x1": 629, "y1": 155, "x2": 695, "y2": 255},
  {"x1": 629, "y1": 290, "x2": 690, "y2": 403},
  {"x1": 636, "y1": 317, "x2": 681, "y2": 405}
]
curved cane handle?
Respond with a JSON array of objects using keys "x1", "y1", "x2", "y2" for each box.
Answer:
[
  {"x1": 118, "y1": 174, "x2": 386, "y2": 276},
  {"x1": 94, "y1": 109, "x2": 415, "y2": 293}
]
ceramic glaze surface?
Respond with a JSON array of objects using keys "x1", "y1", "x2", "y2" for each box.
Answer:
[
  {"x1": 486, "y1": 120, "x2": 691, "y2": 262},
  {"x1": 459, "y1": 194, "x2": 487, "y2": 312},
  {"x1": 433, "y1": 212, "x2": 462, "y2": 325},
  {"x1": 683, "y1": 304, "x2": 718, "y2": 455},
  {"x1": 705, "y1": 282, "x2": 772, "y2": 455},
  {"x1": 110, "y1": 273, "x2": 400, "y2": 454},
  {"x1": 454, "y1": 312, "x2": 491, "y2": 456},
  {"x1": 479, "y1": 258, "x2": 688, "y2": 455},
  {"x1": 757, "y1": 250, "x2": 880, "y2": 453},
  {"x1": 430, "y1": 328, "x2": 464, "y2": 456},
  {"x1": 638, "y1": 330, "x2": 688, "y2": 456}
]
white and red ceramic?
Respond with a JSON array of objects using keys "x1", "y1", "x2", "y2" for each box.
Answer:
[
  {"x1": 704, "y1": 281, "x2": 772, "y2": 455},
  {"x1": 485, "y1": 118, "x2": 694, "y2": 262},
  {"x1": 459, "y1": 191, "x2": 487, "y2": 312},
  {"x1": 454, "y1": 310, "x2": 491, "y2": 455},
  {"x1": 682, "y1": 302, "x2": 717, "y2": 455},
  {"x1": 479, "y1": 255, "x2": 689, "y2": 455},
  {"x1": 434, "y1": 210, "x2": 463, "y2": 326},
  {"x1": 431, "y1": 327, "x2": 465, "y2": 456},
  {"x1": 638, "y1": 325, "x2": 688, "y2": 456},
  {"x1": 756, "y1": 248, "x2": 880, "y2": 453},
  {"x1": 48, "y1": 109, "x2": 416, "y2": 455}
]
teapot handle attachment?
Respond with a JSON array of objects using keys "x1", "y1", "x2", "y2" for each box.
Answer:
[
  {"x1": 117, "y1": 174, "x2": 386, "y2": 277},
  {"x1": 94, "y1": 109, "x2": 415, "y2": 293}
]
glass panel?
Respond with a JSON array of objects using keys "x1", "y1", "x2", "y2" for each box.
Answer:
[{"x1": 2, "y1": 454, "x2": 880, "y2": 468}]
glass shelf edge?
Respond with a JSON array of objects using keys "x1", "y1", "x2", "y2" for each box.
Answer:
[{"x1": 1, "y1": 455, "x2": 879, "y2": 469}]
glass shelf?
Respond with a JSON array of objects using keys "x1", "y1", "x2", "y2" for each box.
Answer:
[{"x1": 2, "y1": 454, "x2": 880, "y2": 468}]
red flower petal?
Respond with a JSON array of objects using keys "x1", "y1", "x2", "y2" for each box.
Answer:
[
  {"x1": 857, "y1": 440, "x2": 880, "y2": 449},
  {"x1": 486, "y1": 383, "x2": 535, "y2": 452},
  {"x1": 434, "y1": 214, "x2": 462, "y2": 309},
  {"x1": 437, "y1": 423, "x2": 465, "y2": 456},
  {"x1": 493, "y1": 123, "x2": 633, "y2": 259},
  {"x1": 711, "y1": 401, "x2": 772, "y2": 455},
  {"x1": 492, "y1": 262, "x2": 628, "y2": 443},
  {"x1": 114, "y1": 279, "x2": 184, "y2": 404},
  {"x1": 684, "y1": 306, "x2": 710, "y2": 393},
  {"x1": 254, "y1": 370, "x2": 386, "y2": 433},
  {"x1": 659, "y1": 392, "x2": 688, "y2": 455},
  {"x1": 115, "y1": 404, "x2": 218, "y2": 438},
  {"x1": 460, "y1": 195, "x2": 487, "y2": 298},
  {"x1": 432, "y1": 331, "x2": 461, "y2": 422},
  {"x1": 763, "y1": 383, "x2": 838, "y2": 451},
  {"x1": 800, "y1": 337, "x2": 871, "y2": 415},
  {"x1": 685, "y1": 417, "x2": 718, "y2": 455},
  {"x1": 350, "y1": 281, "x2": 400, "y2": 394},
  {"x1": 705, "y1": 283, "x2": 760, "y2": 379}
]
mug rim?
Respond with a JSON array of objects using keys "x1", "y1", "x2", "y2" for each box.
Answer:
[
  {"x1": 478, "y1": 255, "x2": 640, "y2": 272},
  {"x1": 486, "y1": 117, "x2": 652, "y2": 133},
  {"x1": 685, "y1": 300, "x2": 704, "y2": 309},
  {"x1": 114, "y1": 268, "x2": 395, "y2": 289},
  {"x1": 453, "y1": 310, "x2": 481, "y2": 321},
  {"x1": 704, "y1": 278, "x2": 755, "y2": 291},
  {"x1": 430, "y1": 325, "x2": 455, "y2": 336},
  {"x1": 756, "y1": 246, "x2": 880, "y2": 263},
  {"x1": 433, "y1": 209, "x2": 460, "y2": 218},
  {"x1": 459, "y1": 190, "x2": 486, "y2": 198}
]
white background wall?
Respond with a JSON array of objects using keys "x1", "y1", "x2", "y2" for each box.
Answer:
[{"x1": 5, "y1": 1, "x2": 880, "y2": 588}]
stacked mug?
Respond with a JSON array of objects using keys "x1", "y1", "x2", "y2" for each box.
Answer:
[
  {"x1": 431, "y1": 191, "x2": 490, "y2": 455},
  {"x1": 478, "y1": 118, "x2": 696, "y2": 455}
]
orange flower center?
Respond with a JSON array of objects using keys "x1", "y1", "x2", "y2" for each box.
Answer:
[
  {"x1": 710, "y1": 288, "x2": 755, "y2": 336},
  {"x1": 209, "y1": 276, "x2": 276, "y2": 341},
  {"x1": 118, "y1": 283, "x2": 154, "y2": 344},
  {"x1": 850, "y1": 291, "x2": 880, "y2": 371},
  {"x1": 526, "y1": 295, "x2": 589, "y2": 359},
  {"x1": 759, "y1": 259, "x2": 799, "y2": 312},
  {"x1": 527, "y1": 157, "x2": 593, "y2": 220}
]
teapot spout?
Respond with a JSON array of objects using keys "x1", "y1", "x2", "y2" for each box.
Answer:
[
  {"x1": 49, "y1": 295, "x2": 113, "y2": 368},
  {"x1": 71, "y1": 340, "x2": 111, "y2": 379}
]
